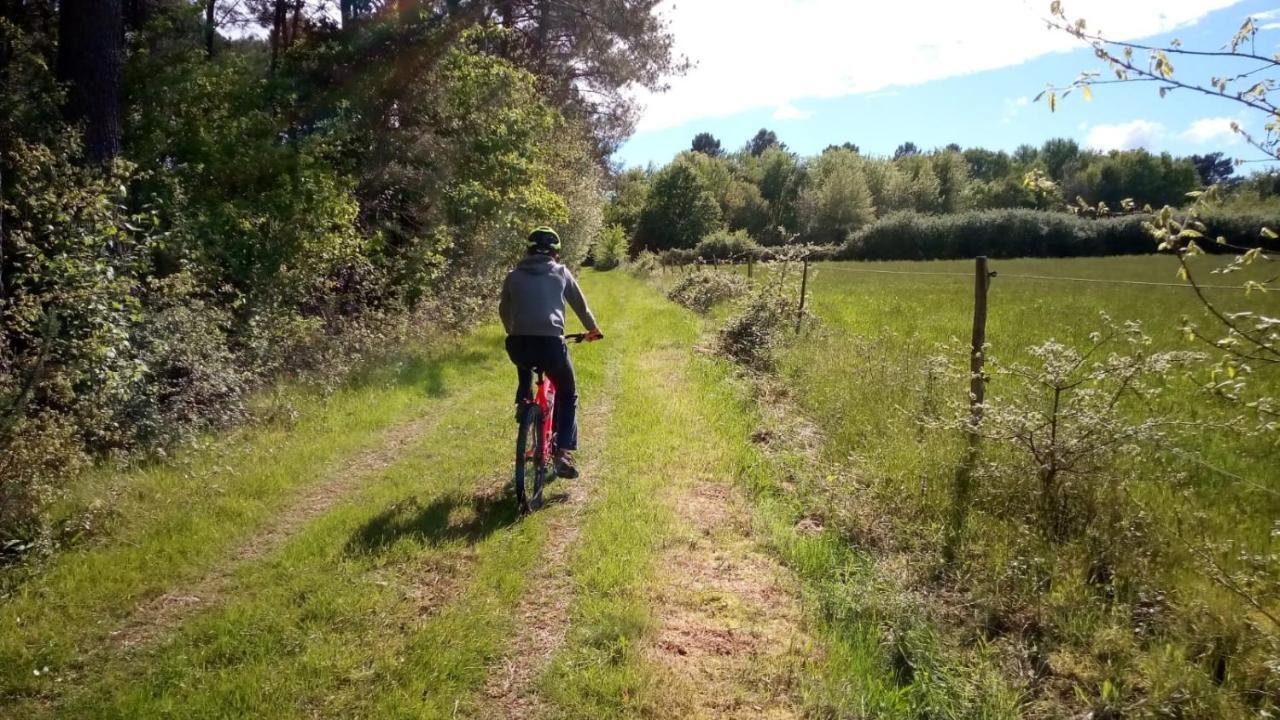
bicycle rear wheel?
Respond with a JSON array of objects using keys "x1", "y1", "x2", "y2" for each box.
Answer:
[{"x1": 514, "y1": 403, "x2": 547, "y2": 514}]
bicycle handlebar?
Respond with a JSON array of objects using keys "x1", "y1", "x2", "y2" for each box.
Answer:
[{"x1": 564, "y1": 332, "x2": 604, "y2": 344}]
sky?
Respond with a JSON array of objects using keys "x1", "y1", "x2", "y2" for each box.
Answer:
[{"x1": 614, "y1": 0, "x2": 1280, "y2": 168}]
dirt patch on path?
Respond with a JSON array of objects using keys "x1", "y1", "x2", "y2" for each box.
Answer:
[
  {"x1": 648, "y1": 475, "x2": 810, "y2": 719},
  {"x1": 110, "y1": 408, "x2": 451, "y2": 650},
  {"x1": 472, "y1": 360, "x2": 618, "y2": 720}
]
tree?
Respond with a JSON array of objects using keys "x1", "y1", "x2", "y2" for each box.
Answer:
[
  {"x1": 945, "y1": 142, "x2": 962, "y2": 153},
  {"x1": 56, "y1": 0, "x2": 124, "y2": 163},
  {"x1": 722, "y1": 180, "x2": 770, "y2": 237},
  {"x1": 604, "y1": 167, "x2": 650, "y2": 237},
  {"x1": 633, "y1": 158, "x2": 722, "y2": 251},
  {"x1": 931, "y1": 150, "x2": 971, "y2": 213},
  {"x1": 963, "y1": 148, "x2": 1013, "y2": 182},
  {"x1": 1071, "y1": 150, "x2": 1200, "y2": 208},
  {"x1": 204, "y1": 0, "x2": 217, "y2": 56},
  {"x1": 691, "y1": 131, "x2": 722, "y2": 156},
  {"x1": 862, "y1": 157, "x2": 911, "y2": 214},
  {"x1": 1040, "y1": 137, "x2": 1080, "y2": 181},
  {"x1": 755, "y1": 146, "x2": 800, "y2": 239},
  {"x1": 893, "y1": 141, "x2": 920, "y2": 159},
  {"x1": 1191, "y1": 152, "x2": 1235, "y2": 186},
  {"x1": 749, "y1": 128, "x2": 780, "y2": 157},
  {"x1": 1013, "y1": 143, "x2": 1039, "y2": 167},
  {"x1": 896, "y1": 154, "x2": 942, "y2": 212},
  {"x1": 490, "y1": 0, "x2": 690, "y2": 155},
  {"x1": 823, "y1": 142, "x2": 860, "y2": 154},
  {"x1": 796, "y1": 148, "x2": 875, "y2": 244}
]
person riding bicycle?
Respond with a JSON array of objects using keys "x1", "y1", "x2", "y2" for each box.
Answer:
[{"x1": 499, "y1": 227, "x2": 602, "y2": 479}]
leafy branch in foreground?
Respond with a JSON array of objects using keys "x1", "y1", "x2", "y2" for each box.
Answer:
[
  {"x1": 935, "y1": 315, "x2": 1209, "y2": 541},
  {"x1": 1042, "y1": 3, "x2": 1279, "y2": 433}
]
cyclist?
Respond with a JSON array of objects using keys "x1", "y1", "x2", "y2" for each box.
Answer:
[{"x1": 499, "y1": 227, "x2": 602, "y2": 479}]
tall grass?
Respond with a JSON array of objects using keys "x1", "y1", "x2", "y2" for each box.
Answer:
[{"x1": 770, "y1": 255, "x2": 1280, "y2": 716}]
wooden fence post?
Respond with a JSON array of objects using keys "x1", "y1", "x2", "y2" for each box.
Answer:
[
  {"x1": 944, "y1": 256, "x2": 992, "y2": 565},
  {"x1": 795, "y1": 257, "x2": 810, "y2": 334}
]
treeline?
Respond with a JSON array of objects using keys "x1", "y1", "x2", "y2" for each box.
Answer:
[
  {"x1": 0, "y1": 0, "x2": 679, "y2": 548},
  {"x1": 608, "y1": 128, "x2": 1261, "y2": 259}
]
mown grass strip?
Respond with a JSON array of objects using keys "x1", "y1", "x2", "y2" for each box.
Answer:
[
  {"x1": 1, "y1": 332, "x2": 500, "y2": 706},
  {"x1": 538, "y1": 272, "x2": 719, "y2": 719}
]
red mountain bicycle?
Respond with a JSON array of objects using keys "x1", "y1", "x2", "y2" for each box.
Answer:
[{"x1": 513, "y1": 332, "x2": 601, "y2": 514}]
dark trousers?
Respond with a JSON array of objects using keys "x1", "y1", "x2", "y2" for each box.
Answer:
[{"x1": 505, "y1": 335, "x2": 578, "y2": 451}]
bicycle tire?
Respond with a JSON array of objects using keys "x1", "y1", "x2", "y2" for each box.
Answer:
[{"x1": 514, "y1": 403, "x2": 547, "y2": 514}]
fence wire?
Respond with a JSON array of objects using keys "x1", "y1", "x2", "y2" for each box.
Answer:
[{"x1": 812, "y1": 263, "x2": 1250, "y2": 291}]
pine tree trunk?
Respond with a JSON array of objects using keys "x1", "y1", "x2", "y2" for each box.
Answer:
[
  {"x1": 204, "y1": 0, "x2": 216, "y2": 56},
  {"x1": 269, "y1": 0, "x2": 286, "y2": 72},
  {"x1": 57, "y1": 0, "x2": 123, "y2": 164}
]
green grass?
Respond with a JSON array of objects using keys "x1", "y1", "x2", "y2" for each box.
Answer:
[
  {"x1": 3, "y1": 258, "x2": 1274, "y2": 718},
  {"x1": 0, "y1": 334, "x2": 493, "y2": 706},
  {"x1": 761, "y1": 255, "x2": 1280, "y2": 716},
  {"x1": 2, "y1": 288, "x2": 624, "y2": 717},
  {"x1": 538, "y1": 272, "x2": 703, "y2": 719}
]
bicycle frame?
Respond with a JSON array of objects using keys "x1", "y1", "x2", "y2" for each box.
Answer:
[{"x1": 526, "y1": 372, "x2": 557, "y2": 463}]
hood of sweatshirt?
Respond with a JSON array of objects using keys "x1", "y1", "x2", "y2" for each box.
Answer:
[{"x1": 515, "y1": 254, "x2": 559, "y2": 275}]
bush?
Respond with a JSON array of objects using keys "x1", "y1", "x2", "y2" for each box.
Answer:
[
  {"x1": 666, "y1": 271, "x2": 748, "y2": 314},
  {"x1": 626, "y1": 250, "x2": 662, "y2": 278},
  {"x1": 658, "y1": 240, "x2": 838, "y2": 268},
  {"x1": 1198, "y1": 210, "x2": 1280, "y2": 249},
  {"x1": 694, "y1": 229, "x2": 763, "y2": 262},
  {"x1": 660, "y1": 248, "x2": 698, "y2": 267},
  {"x1": 119, "y1": 276, "x2": 249, "y2": 449},
  {"x1": 593, "y1": 224, "x2": 627, "y2": 271},
  {"x1": 842, "y1": 209, "x2": 1280, "y2": 261},
  {"x1": 843, "y1": 210, "x2": 1151, "y2": 260}
]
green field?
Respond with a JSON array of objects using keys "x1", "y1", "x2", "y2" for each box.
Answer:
[{"x1": 766, "y1": 255, "x2": 1280, "y2": 717}]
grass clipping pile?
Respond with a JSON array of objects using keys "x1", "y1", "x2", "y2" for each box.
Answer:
[
  {"x1": 666, "y1": 271, "x2": 748, "y2": 314},
  {"x1": 718, "y1": 280, "x2": 807, "y2": 371}
]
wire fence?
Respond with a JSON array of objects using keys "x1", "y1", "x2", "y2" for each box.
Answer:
[{"x1": 813, "y1": 263, "x2": 1250, "y2": 290}]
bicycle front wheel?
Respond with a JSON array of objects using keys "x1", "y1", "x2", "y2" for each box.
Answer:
[{"x1": 514, "y1": 404, "x2": 547, "y2": 514}]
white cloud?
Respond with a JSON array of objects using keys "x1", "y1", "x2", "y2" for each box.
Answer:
[
  {"x1": 1085, "y1": 119, "x2": 1167, "y2": 150},
  {"x1": 634, "y1": 0, "x2": 1245, "y2": 132},
  {"x1": 1181, "y1": 117, "x2": 1241, "y2": 144},
  {"x1": 1252, "y1": 8, "x2": 1280, "y2": 20},
  {"x1": 771, "y1": 103, "x2": 813, "y2": 121},
  {"x1": 1260, "y1": 21, "x2": 1280, "y2": 29},
  {"x1": 1002, "y1": 96, "x2": 1031, "y2": 123}
]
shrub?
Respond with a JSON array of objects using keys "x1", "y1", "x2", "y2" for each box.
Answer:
[
  {"x1": 659, "y1": 248, "x2": 698, "y2": 267},
  {"x1": 626, "y1": 250, "x2": 662, "y2": 278},
  {"x1": 843, "y1": 210, "x2": 1151, "y2": 260},
  {"x1": 843, "y1": 209, "x2": 1280, "y2": 262},
  {"x1": 593, "y1": 224, "x2": 627, "y2": 271},
  {"x1": 119, "y1": 276, "x2": 249, "y2": 449},
  {"x1": 694, "y1": 229, "x2": 763, "y2": 262},
  {"x1": 666, "y1": 271, "x2": 748, "y2": 314}
]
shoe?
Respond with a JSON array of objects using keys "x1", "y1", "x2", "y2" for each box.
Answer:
[{"x1": 553, "y1": 450, "x2": 580, "y2": 479}]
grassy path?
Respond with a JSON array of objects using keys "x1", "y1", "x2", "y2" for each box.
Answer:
[{"x1": 1, "y1": 271, "x2": 824, "y2": 719}]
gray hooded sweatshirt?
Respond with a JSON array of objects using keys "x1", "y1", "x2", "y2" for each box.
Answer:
[{"x1": 499, "y1": 254, "x2": 598, "y2": 337}]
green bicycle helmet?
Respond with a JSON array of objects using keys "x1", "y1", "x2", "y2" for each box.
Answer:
[{"x1": 527, "y1": 226, "x2": 562, "y2": 252}]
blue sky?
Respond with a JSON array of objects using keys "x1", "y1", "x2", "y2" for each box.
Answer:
[{"x1": 616, "y1": 0, "x2": 1277, "y2": 168}]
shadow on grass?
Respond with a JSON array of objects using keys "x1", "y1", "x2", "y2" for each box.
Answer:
[
  {"x1": 345, "y1": 328, "x2": 506, "y2": 398},
  {"x1": 345, "y1": 486, "x2": 518, "y2": 555}
]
